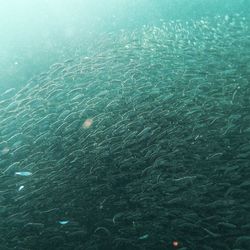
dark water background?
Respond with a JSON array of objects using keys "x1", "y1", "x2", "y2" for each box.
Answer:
[{"x1": 0, "y1": 0, "x2": 249, "y2": 92}]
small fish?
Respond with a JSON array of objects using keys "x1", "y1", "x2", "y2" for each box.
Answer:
[
  {"x1": 18, "y1": 185, "x2": 24, "y2": 191},
  {"x1": 139, "y1": 234, "x2": 149, "y2": 240},
  {"x1": 59, "y1": 220, "x2": 69, "y2": 225},
  {"x1": 15, "y1": 171, "x2": 32, "y2": 176}
]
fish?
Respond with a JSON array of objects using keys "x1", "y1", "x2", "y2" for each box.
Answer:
[
  {"x1": 0, "y1": 14, "x2": 249, "y2": 250},
  {"x1": 14, "y1": 171, "x2": 32, "y2": 176}
]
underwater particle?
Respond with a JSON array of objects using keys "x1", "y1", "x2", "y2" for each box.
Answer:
[
  {"x1": 173, "y1": 240, "x2": 179, "y2": 247},
  {"x1": 139, "y1": 234, "x2": 149, "y2": 240},
  {"x1": 18, "y1": 185, "x2": 24, "y2": 191},
  {"x1": 59, "y1": 220, "x2": 69, "y2": 225},
  {"x1": 15, "y1": 171, "x2": 32, "y2": 176},
  {"x1": 82, "y1": 118, "x2": 93, "y2": 129}
]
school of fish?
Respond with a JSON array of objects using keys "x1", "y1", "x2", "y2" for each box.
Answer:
[{"x1": 0, "y1": 14, "x2": 250, "y2": 250}]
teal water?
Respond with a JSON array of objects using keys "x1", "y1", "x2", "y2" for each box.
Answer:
[
  {"x1": 0, "y1": 0, "x2": 249, "y2": 92},
  {"x1": 0, "y1": 1, "x2": 250, "y2": 250}
]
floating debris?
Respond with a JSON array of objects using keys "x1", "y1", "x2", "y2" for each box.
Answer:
[
  {"x1": 173, "y1": 240, "x2": 180, "y2": 247},
  {"x1": 82, "y1": 118, "x2": 93, "y2": 129}
]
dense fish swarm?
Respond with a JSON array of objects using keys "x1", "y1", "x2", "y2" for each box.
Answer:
[{"x1": 0, "y1": 14, "x2": 250, "y2": 250}]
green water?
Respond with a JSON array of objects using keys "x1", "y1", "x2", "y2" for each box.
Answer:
[
  {"x1": 0, "y1": 1, "x2": 250, "y2": 250},
  {"x1": 0, "y1": 0, "x2": 249, "y2": 92}
]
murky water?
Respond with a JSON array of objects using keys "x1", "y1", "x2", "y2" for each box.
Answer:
[{"x1": 0, "y1": 1, "x2": 249, "y2": 249}]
